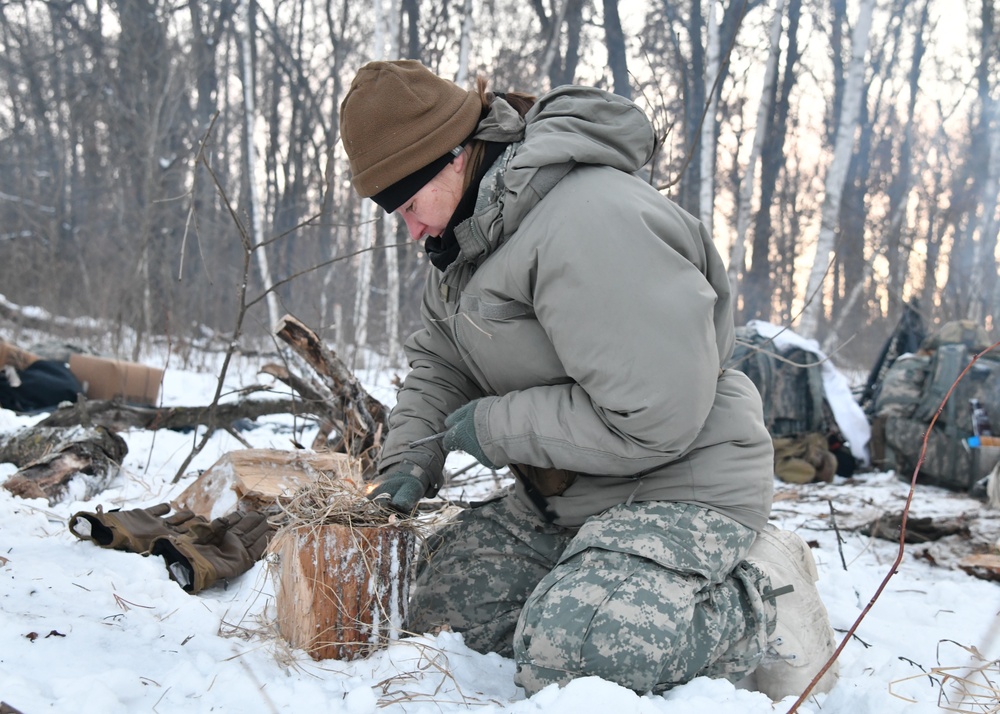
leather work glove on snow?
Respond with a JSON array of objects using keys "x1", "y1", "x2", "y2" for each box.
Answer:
[
  {"x1": 149, "y1": 510, "x2": 275, "y2": 594},
  {"x1": 69, "y1": 503, "x2": 201, "y2": 553},
  {"x1": 442, "y1": 399, "x2": 497, "y2": 469},
  {"x1": 367, "y1": 461, "x2": 435, "y2": 515}
]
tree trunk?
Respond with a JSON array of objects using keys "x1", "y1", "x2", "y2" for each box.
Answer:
[
  {"x1": 536, "y1": 0, "x2": 570, "y2": 92},
  {"x1": 698, "y1": 0, "x2": 721, "y2": 234},
  {"x1": 728, "y1": 0, "x2": 786, "y2": 311},
  {"x1": 883, "y1": 0, "x2": 929, "y2": 312},
  {"x1": 744, "y1": 0, "x2": 801, "y2": 324},
  {"x1": 353, "y1": 200, "x2": 376, "y2": 356},
  {"x1": 969, "y1": 0, "x2": 999, "y2": 323},
  {"x1": 385, "y1": 215, "x2": 404, "y2": 365},
  {"x1": 457, "y1": 0, "x2": 475, "y2": 85},
  {"x1": 798, "y1": 0, "x2": 874, "y2": 339},
  {"x1": 402, "y1": 0, "x2": 420, "y2": 59},
  {"x1": 603, "y1": 0, "x2": 630, "y2": 99},
  {"x1": 238, "y1": 0, "x2": 280, "y2": 330},
  {"x1": 973, "y1": 99, "x2": 1000, "y2": 323}
]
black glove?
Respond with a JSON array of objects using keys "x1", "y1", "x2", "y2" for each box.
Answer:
[
  {"x1": 149, "y1": 510, "x2": 275, "y2": 593},
  {"x1": 367, "y1": 461, "x2": 434, "y2": 514},
  {"x1": 442, "y1": 399, "x2": 497, "y2": 468},
  {"x1": 69, "y1": 503, "x2": 201, "y2": 553}
]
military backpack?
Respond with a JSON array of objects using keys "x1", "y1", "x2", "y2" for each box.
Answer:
[{"x1": 872, "y1": 319, "x2": 1000, "y2": 491}]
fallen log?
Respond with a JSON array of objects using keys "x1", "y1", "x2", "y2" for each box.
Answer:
[
  {"x1": 861, "y1": 512, "x2": 972, "y2": 543},
  {"x1": 34, "y1": 397, "x2": 310, "y2": 432},
  {"x1": 2, "y1": 426, "x2": 127, "y2": 504}
]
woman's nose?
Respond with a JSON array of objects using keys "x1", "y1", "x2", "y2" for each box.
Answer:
[{"x1": 401, "y1": 213, "x2": 426, "y2": 241}]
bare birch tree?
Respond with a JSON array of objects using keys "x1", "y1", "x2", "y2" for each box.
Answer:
[
  {"x1": 980, "y1": 109, "x2": 1000, "y2": 320},
  {"x1": 457, "y1": 0, "x2": 475, "y2": 85},
  {"x1": 353, "y1": 0, "x2": 401, "y2": 361},
  {"x1": 727, "y1": 0, "x2": 786, "y2": 307},
  {"x1": 966, "y1": 0, "x2": 1000, "y2": 323},
  {"x1": 698, "y1": 0, "x2": 721, "y2": 234},
  {"x1": 238, "y1": 0, "x2": 281, "y2": 330},
  {"x1": 798, "y1": 0, "x2": 875, "y2": 340}
]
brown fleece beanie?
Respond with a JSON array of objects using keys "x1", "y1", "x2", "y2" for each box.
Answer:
[{"x1": 339, "y1": 60, "x2": 482, "y2": 207}]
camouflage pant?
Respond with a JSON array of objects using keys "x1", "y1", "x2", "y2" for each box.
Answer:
[{"x1": 407, "y1": 488, "x2": 774, "y2": 695}]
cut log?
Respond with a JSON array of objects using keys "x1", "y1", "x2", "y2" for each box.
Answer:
[
  {"x1": 2, "y1": 426, "x2": 127, "y2": 504},
  {"x1": 174, "y1": 448, "x2": 356, "y2": 519},
  {"x1": 959, "y1": 554, "x2": 1000, "y2": 582},
  {"x1": 272, "y1": 522, "x2": 416, "y2": 661}
]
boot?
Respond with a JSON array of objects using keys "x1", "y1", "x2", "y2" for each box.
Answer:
[
  {"x1": 746, "y1": 524, "x2": 840, "y2": 700},
  {"x1": 0, "y1": 339, "x2": 40, "y2": 371}
]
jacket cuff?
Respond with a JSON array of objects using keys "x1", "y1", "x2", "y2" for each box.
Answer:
[{"x1": 473, "y1": 396, "x2": 505, "y2": 468}]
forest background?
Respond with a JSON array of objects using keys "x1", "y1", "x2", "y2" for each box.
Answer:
[{"x1": 0, "y1": 0, "x2": 998, "y2": 376}]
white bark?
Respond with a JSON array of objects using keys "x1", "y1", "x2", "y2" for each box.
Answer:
[
  {"x1": 238, "y1": 0, "x2": 280, "y2": 330},
  {"x1": 972, "y1": 98, "x2": 1000, "y2": 322},
  {"x1": 385, "y1": 215, "x2": 403, "y2": 365},
  {"x1": 353, "y1": 200, "x2": 375, "y2": 354},
  {"x1": 699, "y1": 1, "x2": 721, "y2": 235},
  {"x1": 797, "y1": 0, "x2": 875, "y2": 339},
  {"x1": 385, "y1": 0, "x2": 400, "y2": 57},
  {"x1": 372, "y1": 0, "x2": 384, "y2": 59},
  {"x1": 727, "y1": 0, "x2": 786, "y2": 304},
  {"x1": 353, "y1": 0, "x2": 400, "y2": 361},
  {"x1": 456, "y1": 0, "x2": 475, "y2": 86}
]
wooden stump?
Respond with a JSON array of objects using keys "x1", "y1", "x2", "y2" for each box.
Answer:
[{"x1": 272, "y1": 523, "x2": 416, "y2": 661}]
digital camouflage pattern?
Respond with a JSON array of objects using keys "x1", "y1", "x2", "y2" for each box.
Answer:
[
  {"x1": 727, "y1": 325, "x2": 829, "y2": 438},
  {"x1": 406, "y1": 488, "x2": 775, "y2": 695},
  {"x1": 871, "y1": 353, "x2": 929, "y2": 418}
]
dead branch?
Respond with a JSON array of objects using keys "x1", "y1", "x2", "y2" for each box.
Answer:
[
  {"x1": 274, "y1": 315, "x2": 388, "y2": 429},
  {"x1": 273, "y1": 314, "x2": 389, "y2": 472}
]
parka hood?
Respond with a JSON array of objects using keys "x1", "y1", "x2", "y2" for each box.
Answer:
[
  {"x1": 447, "y1": 86, "x2": 658, "y2": 285},
  {"x1": 502, "y1": 86, "x2": 656, "y2": 235}
]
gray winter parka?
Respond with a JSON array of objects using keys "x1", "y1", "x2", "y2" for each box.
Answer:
[{"x1": 377, "y1": 86, "x2": 774, "y2": 531}]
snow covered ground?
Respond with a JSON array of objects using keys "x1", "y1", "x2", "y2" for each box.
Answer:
[{"x1": 1, "y1": 349, "x2": 998, "y2": 714}]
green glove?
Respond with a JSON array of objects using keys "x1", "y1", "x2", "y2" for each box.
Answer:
[
  {"x1": 68, "y1": 503, "x2": 201, "y2": 553},
  {"x1": 367, "y1": 462, "x2": 433, "y2": 514},
  {"x1": 442, "y1": 400, "x2": 497, "y2": 468},
  {"x1": 149, "y1": 510, "x2": 275, "y2": 594}
]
